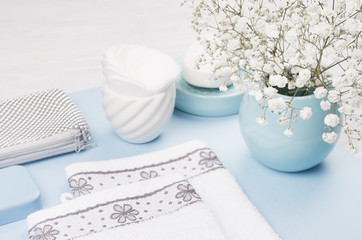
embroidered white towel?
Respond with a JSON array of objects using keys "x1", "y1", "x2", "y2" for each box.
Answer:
[
  {"x1": 65, "y1": 140, "x2": 281, "y2": 240},
  {"x1": 27, "y1": 175, "x2": 229, "y2": 240}
]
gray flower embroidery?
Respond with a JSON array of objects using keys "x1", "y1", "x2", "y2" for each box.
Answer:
[
  {"x1": 175, "y1": 184, "x2": 200, "y2": 202},
  {"x1": 198, "y1": 151, "x2": 222, "y2": 168},
  {"x1": 69, "y1": 178, "x2": 93, "y2": 197},
  {"x1": 140, "y1": 170, "x2": 158, "y2": 179},
  {"x1": 110, "y1": 204, "x2": 139, "y2": 223},
  {"x1": 30, "y1": 225, "x2": 59, "y2": 240}
]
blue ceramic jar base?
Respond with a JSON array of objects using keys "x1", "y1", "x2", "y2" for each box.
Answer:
[
  {"x1": 239, "y1": 93, "x2": 341, "y2": 172},
  {"x1": 175, "y1": 77, "x2": 243, "y2": 117}
]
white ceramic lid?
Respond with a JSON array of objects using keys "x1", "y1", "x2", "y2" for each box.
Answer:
[{"x1": 102, "y1": 44, "x2": 180, "y2": 97}]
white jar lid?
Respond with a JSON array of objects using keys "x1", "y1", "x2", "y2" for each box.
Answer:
[{"x1": 102, "y1": 44, "x2": 180, "y2": 97}]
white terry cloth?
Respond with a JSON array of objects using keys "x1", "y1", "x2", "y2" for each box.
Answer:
[
  {"x1": 27, "y1": 175, "x2": 229, "y2": 240},
  {"x1": 65, "y1": 140, "x2": 281, "y2": 240}
]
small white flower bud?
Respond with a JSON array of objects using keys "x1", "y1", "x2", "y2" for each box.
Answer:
[
  {"x1": 284, "y1": 128, "x2": 293, "y2": 137},
  {"x1": 324, "y1": 114, "x2": 340, "y2": 128}
]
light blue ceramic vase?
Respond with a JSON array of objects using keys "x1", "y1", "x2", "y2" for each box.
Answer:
[{"x1": 239, "y1": 93, "x2": 341, "y2": 172}]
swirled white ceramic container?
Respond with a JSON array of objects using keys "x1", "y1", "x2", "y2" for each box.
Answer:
[{"x1": 102, "y1": 44, "x2": 180, "y2": 143}]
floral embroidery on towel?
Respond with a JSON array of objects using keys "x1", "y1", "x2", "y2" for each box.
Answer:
[
  {"x1": 68, "y1": 178, "x2": 93, "y2": 197},
  {"x1": 110, "y1": 204, "x2": 139, "y2": 223},
  {"x1": 198, "y1": 151, "x2": 222, "y2": 168},
  {"x1": 28, "y1": 180, "x2": 201, "y2": 240},
  {"x1": 30, "y1": 225, "x2": 59, "y2": 240},
  {"x1": 140, "y1": 170, "x2": 159, "y2": 180},
  {"x1": 175, "y1": 184, "x2": 200, "y2": 202},
  {"x1": 67, "y1": 147, "x2": 223, "y2": 197}
]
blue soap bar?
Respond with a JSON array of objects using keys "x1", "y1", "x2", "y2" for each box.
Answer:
[{"x1": 0, "y1": 165, "x2": 41, "y2": 225}]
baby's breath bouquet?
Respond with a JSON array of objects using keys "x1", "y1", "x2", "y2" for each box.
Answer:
[{"x1": 183, "y1": 0, "x2": 362, "y2": 152}]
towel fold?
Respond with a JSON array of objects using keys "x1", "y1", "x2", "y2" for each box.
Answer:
[
  {"x1": 65, "y1": 140, "x2": 281, "y2": 240},
  {"x1": 27, "y1": 175, "x2": 229, "y2": 240}
]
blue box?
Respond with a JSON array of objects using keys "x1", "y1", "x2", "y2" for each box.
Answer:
[{"x1": 0, "y1": 165, "x2": 41, "y2": 225}]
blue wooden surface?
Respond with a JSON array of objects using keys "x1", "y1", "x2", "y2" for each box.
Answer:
[{"x1": 0, "y1": 87, "x2": 361, "y2": 240}]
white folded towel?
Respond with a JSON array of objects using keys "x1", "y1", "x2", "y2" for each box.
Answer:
[
  {"x1": 65, "y1": 140, "x2": 281, "y2": 240},
  {"x1": 27, "y1": 175, "x2": 229, "y2": 240}
]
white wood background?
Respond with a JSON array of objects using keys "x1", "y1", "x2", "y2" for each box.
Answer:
[{"x1": 0, "y1": 0, "x2": 360, "y2": 160}]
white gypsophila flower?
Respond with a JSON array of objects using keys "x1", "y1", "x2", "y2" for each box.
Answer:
[
  {"x1": 344, "y1": 18, "x2": 359, "y2": 35},
  {"x1": 334, "y1": 40, "x2": 348, "y2": 52},
  {"x1": 269, "y1": 75, "x2": 288, "y2": 88},
  {"x1": 265, "y1": 23, "x2": 279, "y2": 38},
  {"x1": 256, "y1": 117, "x2": 268, "y2": 126},
  {"x1": 288, "y1": 57, "x2": 299, "y2": 66},
  {"x1": 230, "y1": 74, "x2": 240, "y2": 83},
  {"x1": 277, "y1": 116, "x2": 289, "y2": 126},
  {"x1": 345, "y1": 68, "x2": 358, "y2": 80},
  {"x1": 332, "y1": 77, "x2": 346, "y2": 89},
  {"x1": 355, "y1": 117, "x2": 362, "y2": 126},
  {"x1": 350, "y1": 147, "x2": 358, "y2": 154},
  {"x1": 285, "y1": 30, "x2": 297, "y2": 42},
  {"x1": 249, "y1": 58, "x2": 263, "y2": 69},
  {"x1": 295, "y1": 78, "x2": 307, "y2": 88},
  {"x1": 291, "y1": 66, "x2": 300, "y2": 74},
  {"x1": 273, "y1": 67, "x2": 283, "y2": 75},
  {"x1": 298, "y1": 69, "x2": 311, "y2": 81},
  {"x1": 239, "y1": 59, "x2": 246, "y2": 69},
  {"x1": 314, "y1": 87, "x2": 328, "y2": 99},
  {"x1": 305, "y1": 57, "x2": 317, "y2": 68},
  {"x1": 268, "y1": 97, "x2": 286, "y2": 111},
  {"x1": 324, "y1": 114, "x2": 340, "y2": 128},
  {"x1": 350, "y1": 88, "x2": 359, "y2": 97},
  {"x1": 254, "y1": 90, "x2": 264, "y2": 102},
  {"x1": 322, "y1": 132, "x2": 338, "y2": 144},
  {"x1": 284, "y1": 48, "x2": 297, "y2": 61},
  {"x1": 263, "y1": 86, "x2": 278, "y2": 98},
  {"x1": 310, "y1": 22, "x2": 332, "y2": 38},
  {"x1": 284, "y1": 128, "x2": 293, "y2": 137},
  {"x1": 219, "y1": 0, "x2": 227, "y2": 9},
  {"x1": 231, "y1": 56, "x2": 240, "y2": 64},
  {"x1": 248, "y1": 82, "x2": 260, "y2": 93},
  {"x1": 324, "y1": 47, "x2": 339, "y2": 61},
  {"x1": 253, "y1": 72, "x2": 262, "y2": 82},
  {"x1": 235, "y1": 18, "x2": 248, "y2": 32},
  {"x1": 250, "y1": 37, "x2": 260, "y2": 47},
  {"x1": 235, "y1": 84, "x2": 247, "y2": 93},
  {"x1": 263, "y1": 64, "x2": 274, "y2": 74},
  {"x1": 321, "y1": 8, "x2": 336, "y2": 18},
  {"x1": 277, "y1": 0, "x2": 287, "y2": 8},
  {"x1": 228, "y1": 39, "x2": 240, "y2": 51},
  {"x1": 320, "y1": 100, "x2": 331, "y2": 111},
  {"x1": 288, "y1": 81, "x2": 296, "y2": 90},
  {"x1": 346, "y1": 0, "x2": 358, "y2": 14},
  {"x1": 350, "y1": 96, "x2": 361, "y2": 108},
  {"x1": 327, "y1": 90, "x2": 339, "y2": 103},
  {"x1": 300, "y1": 107, "x2": 313, "y2": 120},
  {"x1": 291, "y1": 13, "x2": 301, "y2": 24},
  {"x1": 338, "y1": 106, "x2": 346, "y2": 114},
  {"x1": 219, "y1": 66, "x2": 233, "y2": 77},
  {"x1": 219, "y1": 85, "x2": 228, "y2": 92}
]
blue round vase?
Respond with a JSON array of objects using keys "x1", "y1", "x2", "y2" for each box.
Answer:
[{"x1": 239, "y1": 93, "x2": 341, "y2": 172}]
